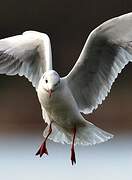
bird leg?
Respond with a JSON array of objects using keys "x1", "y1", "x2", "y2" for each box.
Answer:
[
  {"x1": 36, "y1": 122, "x2": 52, "y2": 157},
  {"x1": 71, "y1": 127, "x2": 76, "y2": 165}
]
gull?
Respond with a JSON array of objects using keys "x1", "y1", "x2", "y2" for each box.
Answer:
[{"x1": 0, "y1": 13, "x2": 132, "y2": 165}]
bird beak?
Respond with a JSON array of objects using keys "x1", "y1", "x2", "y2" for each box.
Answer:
[{"x1": 48, "y1": 89, "x2": 53, "y2": 97}]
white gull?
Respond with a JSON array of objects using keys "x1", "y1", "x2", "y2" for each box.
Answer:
[{"x1": 0, "y1": 13, "x2": 132, "y2": 164}]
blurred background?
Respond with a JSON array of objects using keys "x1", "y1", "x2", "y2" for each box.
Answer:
[{"x1": 0, "y1": 0, "x2": 132, "y2": 179}]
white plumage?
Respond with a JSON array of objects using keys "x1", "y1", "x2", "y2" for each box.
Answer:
[
  {"x1": 0, "y1": 13, "x2": 132, "y2": 164},
  {"x1": 0, "y1": 31, "x2": 52, "y2": 87}
]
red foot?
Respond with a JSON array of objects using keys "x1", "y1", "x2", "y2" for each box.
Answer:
[
  {"x1": 70, "y1": 127, "x2": 76, "y2": 165},
  {"x1": 71, "y1": 147, "x2": 76, "y2": 165},
  {"x1": 36, "y1": 122, "x2": 52, "y2": 158},
  {"x1": 36, "y1": 141, "x2": 48, "y2": 157}
]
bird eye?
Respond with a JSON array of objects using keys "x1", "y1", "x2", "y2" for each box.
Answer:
[{"x1": 45, "y1": 79, "x2": 48, "y2": 83}]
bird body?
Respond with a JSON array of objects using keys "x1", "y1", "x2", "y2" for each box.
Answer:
[
  {"x1": 37, "y1": 75, "x2": 81, "y2": 129},
  {"x1": 0, "y1": 12, "x2": 132, "y2": 164},
  {"x1": 37, "y1": 71, "x2": 112, "y2": 147}
]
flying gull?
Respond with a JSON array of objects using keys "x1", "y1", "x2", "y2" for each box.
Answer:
[{"x1": 0, "y1": 13, "x2": 132, "y2": 165}]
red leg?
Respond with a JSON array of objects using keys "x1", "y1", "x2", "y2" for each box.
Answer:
[
  {"x1": 71, "y1": 127, "x2": 76, "y2": 165},
  {"x1": 36, "y1": 123, "x2": 52, "y2": 157}
]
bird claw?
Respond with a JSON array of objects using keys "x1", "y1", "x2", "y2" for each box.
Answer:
[
  {"x1": 70, "y1": 127, "x2": 76, "y2": 165},
  {"x1": 71, "y1": 147, "x2": 76, "y2": 165},
  {"x1": 36, "y1": 123, "x2": 52, "y2": 158},
  {"x1": 36, "y1": 142, "x2": 48, "y2": 157}
]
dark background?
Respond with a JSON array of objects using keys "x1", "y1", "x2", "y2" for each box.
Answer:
[{"x1": 0, "y1": 0, "x2": 132, "y2": 137}]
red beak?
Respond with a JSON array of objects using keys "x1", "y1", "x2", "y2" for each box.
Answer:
[{"x1": 48, "y1": 89, "x2": 53, "y2": 97}]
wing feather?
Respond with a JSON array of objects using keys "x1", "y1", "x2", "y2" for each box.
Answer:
[
  {"x1": 0, "y1": 31, "x2": 52, "y2": 88},
  {"x1": 65, "y1": 13, "x2": 132, "y2": 114}
]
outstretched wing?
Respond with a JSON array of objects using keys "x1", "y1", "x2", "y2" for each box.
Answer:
[
  {"x1": 65, "y1": 13, "x2": 132, "y2": 114},
  {"x1": 0, "y1": 30, "x2": 52, "y2": 88}
]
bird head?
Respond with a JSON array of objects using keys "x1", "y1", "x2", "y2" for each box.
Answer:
[{"x1": 42, "y1": 70, "x2": 60, "y2": 97}]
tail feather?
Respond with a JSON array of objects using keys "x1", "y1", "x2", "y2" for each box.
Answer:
[
  {"x1": 76, "y1": 123, "x2": 113, "y2": 145},
  {"x1": 43, "y1": 124, "x2": 71, "y2": 144},
  {"x1": 43, "y1": 122, "x2": 113, "y2": 146}
]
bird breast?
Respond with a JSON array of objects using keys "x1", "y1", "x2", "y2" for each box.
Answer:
[{"x1": 37, "y1": 80, "x2": 82, "y2": 128}]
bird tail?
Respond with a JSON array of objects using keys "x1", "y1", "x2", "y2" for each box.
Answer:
[{"x1": 43, "y1": 121, "x2": 113, "y2": 146}]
